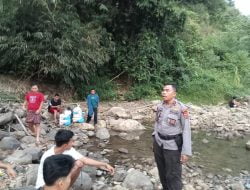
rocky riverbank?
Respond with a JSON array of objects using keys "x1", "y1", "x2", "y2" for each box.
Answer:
[{"x1": 0, "y1": 100, "x2": 250, "y2": 190}]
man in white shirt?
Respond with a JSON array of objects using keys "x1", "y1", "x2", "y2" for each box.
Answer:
[{"x1": 36, "y1": 129, "x2": 114, "y2": 189}]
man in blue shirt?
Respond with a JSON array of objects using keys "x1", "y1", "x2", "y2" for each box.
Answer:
[{"x1": 86, "y1": 89, "x2": 99, "y2": 126}]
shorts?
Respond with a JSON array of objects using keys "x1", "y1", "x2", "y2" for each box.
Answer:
[
  {"x1": 49, "y1": 107, "x2": 60, "y2": 114},
  {"x1": 26, "y1": 111, "x2": 41, "y2": 124}
]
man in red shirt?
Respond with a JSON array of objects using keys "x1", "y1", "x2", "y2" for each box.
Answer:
[{"x1": 23, "y1": 85, "x2": 44, "y2": 144}]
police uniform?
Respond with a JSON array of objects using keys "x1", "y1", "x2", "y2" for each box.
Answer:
[{"x1": 153, "y1": 99, "x2": 192, "y2": 190}]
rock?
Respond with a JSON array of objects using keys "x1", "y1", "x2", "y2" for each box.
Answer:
[
  {"x1": 73, "y1": 171, "x2": 93, "y2": 190},
  {"x1": 118, "y1": 148, "x2": 128, "y2": 154},
  {"x1": 12, "y1": 131, "x2": 26, "y2": 139},
  {"x1": 107, "y1": 107, "x2": 130, "y2": 119},
  {"x1": 112, "y1": 185, "x2": 128, "y2": 190},
  {"x1": 0, "y1": 136, "x2": 21, "y2": 150},
  {"x1": 92, "y1": 181, "x2": 109, "y2": 190},
  {"x1": 14, "y1": 187, "x2": 36, "y2": 190},
  {"x1": 122, "y1": 170, "x2": 153, "y2": 190},
  {"x1": 74, "y1": 140, "x2": 84, "y2": 147},
  {"x1": 4, "y1": 150, "x2": 32, "y2": 164},
  {"x1": 83, "y1": 166, "x2": 97, "y2": 178},
  {"x1": 96, "y1": 120, "x2": 107, "y2": 128},
  {"x1": 183, "y1": 184, "x2": 195, "y2": 190},
  {"x1": 24, "y1": 147, "x2": 42, "y2": 161},
  {"x1": 41, "y1": 111, "x2": 51, "y2": 120},
  {"x1": 0, "y1": 130, "x2": 9, "y2": 140},
  {"x1": 0, "y1": 112, "x2": 14, "y2": 125},
  {"x1": 15, "y1": 109, "x2": 26, "y2": 118},
  {"x1": 202, "y1": 138, "x2": 209, "y2": 144},
  {"x1": 47, "y1": 129, "x2": 58, "y2": 141},
  {"x1": 151, "y1": 100, "x2": 161, "y2": 105},
  {"x1": 96, "y1": 170, "x2": 103, "y2": 177},
  {"x1": 111, "y1": 119, "x2": 145, "y2": 132},
  {"x1": 149, "y1": 167, "x2": 159, "y2": 180},
  {"x1": 78, "y1": 123, "x2": 95, "y2": 131},
  {"x1": 246, "y1": 140, "x2": 250, "y2": 150},
  {"x1": 26, "y1": 164, "x2": 39, "y2": 186},
  {"x1": 96, "y1": 128, "x2": 110, "y2": 140},
  {"x1": 113, "y1": 168, "x2": 127, "y2": 182},
  {"x1": 214, "y1": 186, "x2": 224, "y2": 190},
  {"x1": 87, "y1": 131, "x2": 95, "y2": 137},
  {"x1": 230, "y1": 182, "x2": 245, "y2": 190},
  {"x1": 21, "y1": 136, "x2": 36, "y2": 144}
]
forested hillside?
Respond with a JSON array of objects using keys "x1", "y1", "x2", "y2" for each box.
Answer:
[{"x1": 0, "y1": 0, "x2": 250, "y2": 103}]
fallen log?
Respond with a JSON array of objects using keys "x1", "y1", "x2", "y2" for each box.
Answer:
[{"x1": 14, "y1": 114, "x2": 29, "y2": 135}]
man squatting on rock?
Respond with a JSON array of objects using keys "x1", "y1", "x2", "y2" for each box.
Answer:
[
  {"x1": 23, "y1": 84, "x2": 44, "y2": 143},
  {"x1": 153, "y1": 84, "x2": 192, "y2": 190},
  {"x1": 36, "y1": 129, "x2": 115, "y2": 189}
]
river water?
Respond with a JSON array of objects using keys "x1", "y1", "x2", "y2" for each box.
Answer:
[{"x1": 88, "y1": 129, "x2": 250, "y2": 176}]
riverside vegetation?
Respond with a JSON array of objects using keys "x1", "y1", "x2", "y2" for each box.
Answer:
[{"x1": 0, "y1": 0, "x2": 250, "y2": 103}]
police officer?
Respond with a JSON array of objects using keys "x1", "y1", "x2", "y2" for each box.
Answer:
[{"x1": 153, "y1": 84, "x2": 192, "y2": 190}]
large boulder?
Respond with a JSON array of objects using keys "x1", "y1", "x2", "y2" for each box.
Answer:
[
  {"x1": 96, "y1": 128, "x2": 110, "y2": 140},
  {"x1": 24, "y1": 147, "x2": 42, "y2": 161},
  {"x1": 4, "y1": 150, "x2": 32, "y2": 164},
  {"x1": 78, "y1": 123, "x2": 95, "y2": 131},
  {"x1": 111, "y1": 119, "x2": 145, "y2": 132},
  {"x1": 0, "y1": 136, "x2": 21, "y2": 150},
  {"x1": 14, "y1": 187, "x2": 36, "y2": 190},
  {"x1": 112, "y1": 185, "x2": 128, "y2": 190},
  {"x1": 21, "y1": 136, "x2": 36, "y2": 144},
  {"x1": 73, "y1": 171, "x2": 93, "y2": 190},
  {"x1": 107, "y1": 107, "x2": 130, "y2": 119},
  {"x1": 183, "y1": 184, "x2": 196, "y2": 190},
  {"x1": 122, "y1": 169, "x2": 153, "y2": 190},
  {"x1": 113, "y1": 167, "x2": 127, "y2": 182},
  {"x1": 14, "y1": 109, "x2": 26, "y2": 118},
  {"x1": 0, "y1": 131, "x2": 9, "y2": 140},
  {"x1": 0, "y1": 112, "x2": 14, "y2": 125},
  {"x1": 12, "y1": 131, "x2": 26, "y2": 140},
  {"x1": 96, "y1": 120, "x2": 107, "y2": 128},
  {"x1": 26, "y1": 164, "x2": 39, "y2": 186},
  {"x1": 230, "y1": 182, "x2": 245, "y2": 190}
]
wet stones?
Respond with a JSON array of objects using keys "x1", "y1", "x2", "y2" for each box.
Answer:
[{"x1": 122, "y1": 169, "x2": 153, "y2": 190}]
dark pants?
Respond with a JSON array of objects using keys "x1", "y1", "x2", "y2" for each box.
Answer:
[
  {"x1": 153, "y1": 138, "x2": 182, "y2": 190},
  {"x1": 86, "y1": 108, "x2": 98, "y2": 125}
]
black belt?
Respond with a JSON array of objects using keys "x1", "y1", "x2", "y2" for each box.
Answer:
[{"x1": 157, "y1": 133, "x2": 182, "y2": 140}]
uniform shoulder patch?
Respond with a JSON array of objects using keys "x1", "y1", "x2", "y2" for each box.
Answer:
[{"x1": 181, "y1": 108, "x2": 189, "y2": 119}]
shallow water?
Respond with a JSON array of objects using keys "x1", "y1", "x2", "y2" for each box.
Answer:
[{"x1": 88, "y1": 129, "x2": 250, "y2": 176}]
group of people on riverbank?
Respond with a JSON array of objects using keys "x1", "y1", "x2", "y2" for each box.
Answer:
[
  {"x1": 1, "y1": 83, "x2": 195, "y2": 190},
  {"x1": 22, "y1": 85, "x2": 99, "y2": 144}
]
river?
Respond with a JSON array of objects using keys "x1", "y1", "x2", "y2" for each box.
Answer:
[{"x1": 88, "y1": 129, "x2": 250, "y2": 176}]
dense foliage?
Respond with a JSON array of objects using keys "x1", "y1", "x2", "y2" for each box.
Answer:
[{"x1": 0, "y1": 0, "x2": 250, "y2": 103}]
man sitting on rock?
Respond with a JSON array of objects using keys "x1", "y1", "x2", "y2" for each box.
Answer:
[
  {"x1": 48, "y1": 94, "x2": 62, "y2": 124},
  {"x1": 229, "y1": 96, "x2": 240, "y2": 108},
  {"x1": 41, "y1": 154, "x2": 75, "y2": 190},
  {"x1": 35, "y1": 129, "x2": 115, "y2": 189},
  {"x1": 0, "y1": 161, "x2": 16, "y2": 178}
]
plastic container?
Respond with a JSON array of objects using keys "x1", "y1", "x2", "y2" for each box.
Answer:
[
  {"x1": 73, "y1": 105, "x2": 84, "y2": 123},
  {"x1": 59, "y1": 109, "x2": 72, "y2": 126}
]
